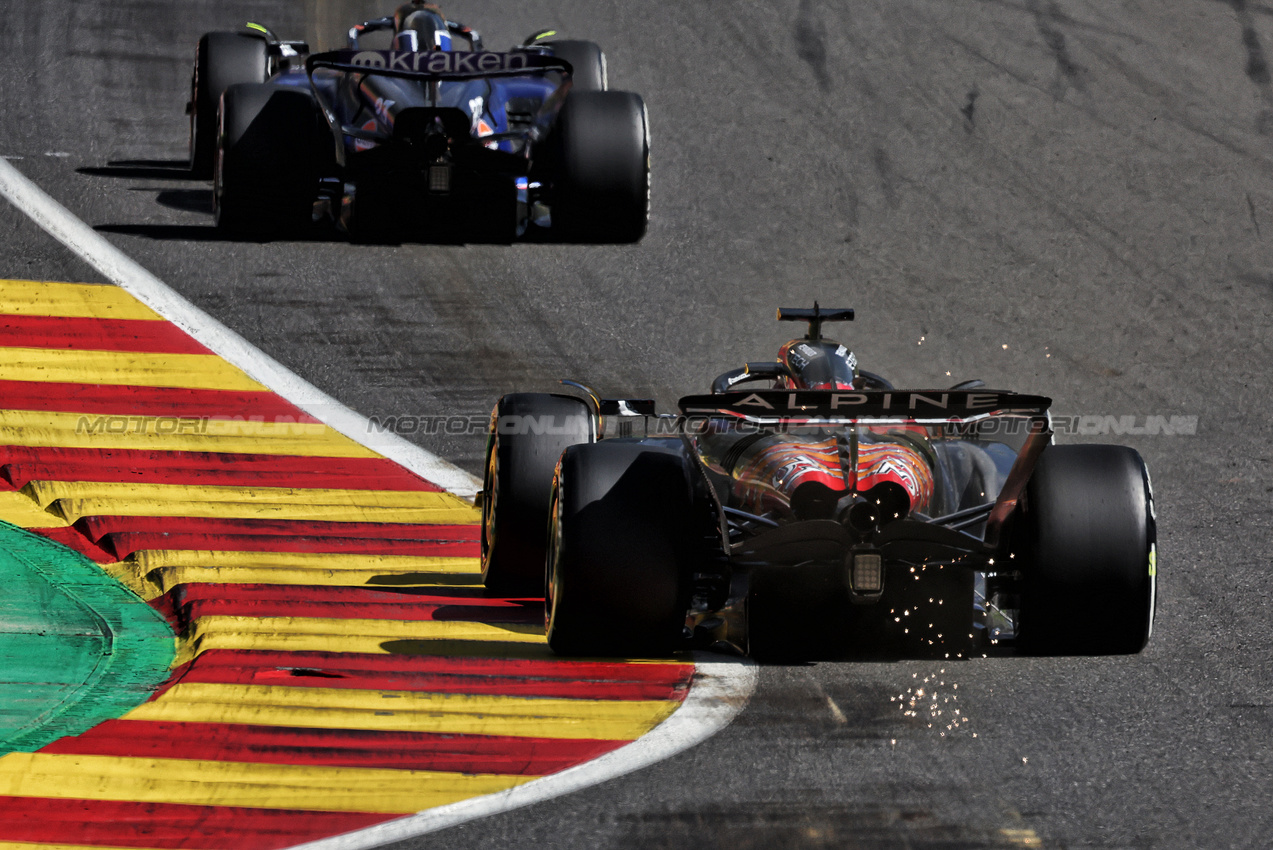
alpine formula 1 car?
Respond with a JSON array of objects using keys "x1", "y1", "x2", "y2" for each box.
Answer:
[
  {"x1": 185, "y1": 3, "x2": 649, "y2": 242},
  {"x1": 480, "y1": 306, "x2": 1158, "y2": 659}
]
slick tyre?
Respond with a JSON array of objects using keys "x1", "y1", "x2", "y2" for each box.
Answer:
[
  {"x1": 546, "y1": 442, "x2": 696, "y2": 657},
  {"x1": 546, "y1": 40, "x2": 607, "y2": 91},
  {"x1": 215, "y1": 83, "x2": 327, "y2": 238},
  {"x1": 1016, "y1": 445, "x2": 1157, "y2": 655},
  {"x1": 481, "y1": 394, "x2": 594, "y2": 596},
  {"x1": 189, "y1": 32, "x2": 269, "y2": 179},
  {"x1": 550, "y1": 91, "x2": 649, "y2": 243}
]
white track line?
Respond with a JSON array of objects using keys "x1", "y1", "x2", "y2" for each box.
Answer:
[
  {"x1": 0, "y1": 157, "x2": 481, "y2": 497},
  {"x1": 0, "y1": 156, "x2": 759, "y2": 844},
  {"x1": 286, "y1": 655, "x2": 757, "y2": 850}
]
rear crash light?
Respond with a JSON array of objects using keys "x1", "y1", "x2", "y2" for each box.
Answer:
[
  {"x1": 428, "y1": 164, "x2": 451, "y2": 193},
  {"x1": 849, "y1": 551, "x2": 884, "y2": 598}
]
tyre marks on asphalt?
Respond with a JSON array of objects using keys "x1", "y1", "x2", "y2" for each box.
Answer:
[
  {"x1": 1027, "y1": 0, "x2": 1086, "y2": 97},
  {"x1": 0, "y1": 277, "x2": 695, "y2": 849},
  {"x1": 1223, "y1": 0, "x2": 1273, "y2": 133},
  {"x1": 795, "y1": 0, "x2": 831, "y2": 92}
]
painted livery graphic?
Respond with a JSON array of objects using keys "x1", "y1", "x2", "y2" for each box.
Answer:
[
  {"x1": 0, "y1": 278, "x2": 694, "y2": 849},
  {"x1": 330, "y1": 49, "x2": 541, "y2": 75}
]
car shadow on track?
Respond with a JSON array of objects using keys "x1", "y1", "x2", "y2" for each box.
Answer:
[
  {"x1": 81, "y1": 161, "x2": 634, "y2": 245},
  {"x1": 92, "y1": 221, "x2": 628, "y2": 244},
  {"x1": 94, "y1": 223, "x2": 332, "y2": 243},
  {"x1": 78, "y1": 159, "x2": 196, "y2": 180},
  {"x1": 92, "y1": 221, "x2": 559, "y2": 246}
]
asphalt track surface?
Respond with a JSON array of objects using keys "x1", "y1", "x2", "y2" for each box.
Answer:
[{"x1": 1, "y1": 0, "x2": 1271, "y2": 847}]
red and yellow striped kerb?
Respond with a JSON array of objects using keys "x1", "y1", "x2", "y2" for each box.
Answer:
[{"x1": 0, "y1": 278, "x2": 693, "y2": 849}]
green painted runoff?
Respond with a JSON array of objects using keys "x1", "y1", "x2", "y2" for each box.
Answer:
[{"x1": 0, "y1": 521, "x2": 175, "y2": 753}]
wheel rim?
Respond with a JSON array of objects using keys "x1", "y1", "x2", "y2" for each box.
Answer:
[
  {"x1": 544, "y1": 482, "x2": 562, "y2": 633},
  {"x1": 1142, "y1": 463, "x2": 1157, "y2": 643},
  {"x1": 480, "y1": 434, "x2": 499, "y2": 576}
]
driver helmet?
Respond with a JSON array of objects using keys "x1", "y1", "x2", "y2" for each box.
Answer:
[
  {"x1": 393, "y1": 3, "x2": 451, "y2": 50},
  {"x1": 777, "y1": 337, "x2": 859, "y2": 390}
]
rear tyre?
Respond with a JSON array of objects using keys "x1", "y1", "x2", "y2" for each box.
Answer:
[
  {"x1": 546, "y1": 442, "x2": 696, "y2": 657},
  {"x1": 1015, "y1": 445, "x2": 1156, "y2": 655},
  {"x1": 190, "y1": 32, "x2": 269, "y2": 179},
  {"x1": 545, "y1": 40, "x2": 607, "y2": 91},
  {"x1": 550, "y1": 91, "x2": 649, "y2": 243},
  {"x1": 481, "y1": 394, "x2": 594, "y2": 596},
  {"x1": 215, "y1": 83, "x2": 327, "y2": 238}
]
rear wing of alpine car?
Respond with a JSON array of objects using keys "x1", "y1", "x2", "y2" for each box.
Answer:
[
  {"x1": 678, "y1": 389, "x2": 1051, "y2": 422},
  {"x1": 677, "y1": 389, "x2": 1054, "y2": 548}
]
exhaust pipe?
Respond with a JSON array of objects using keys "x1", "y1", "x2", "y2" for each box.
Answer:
[{"x1": 841, "y1": 481, "x2": 911, "y2": 534}]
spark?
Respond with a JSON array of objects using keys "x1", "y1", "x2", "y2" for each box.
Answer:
[{"x1": 895, "y1": 669, "x2": 973, "y2": 737}]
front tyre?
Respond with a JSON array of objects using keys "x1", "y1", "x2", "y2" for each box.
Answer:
[
  {"x1": 546, "y1": 442, "x2": 697, "y2": 657},
  {"x1": 189, "y1": 32, "x2": 269, "y2": 179},
  {"x1": 549, "y1": 91, "x2": 649, "y2": 243},
  {"x1": 545, "y1": 40, "x2": 607, "y2": 92},
  {"x1": 1015, "y1": 444, "x2": 1156, "y2": 655}
]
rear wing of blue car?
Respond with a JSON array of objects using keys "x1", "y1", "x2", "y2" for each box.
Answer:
[{"x1": 305, "y1": 49, "x2": 571, "y2": 81}]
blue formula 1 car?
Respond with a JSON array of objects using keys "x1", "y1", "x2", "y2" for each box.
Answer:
[{"x1": 185, "y1": 3, "x2": 649, "y2": 242}]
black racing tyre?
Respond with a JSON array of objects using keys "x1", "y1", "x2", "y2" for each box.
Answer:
[
  {"x1": 545, "y1": 40, "x2": 607, "y2": 92},
  {"x1": 189, "y1": 32, "x2": 270, "y2": 179},
  {"x1": 481, "y1": 394, "x2": 594, "y2": 595},
  {"x1": 1015, "y1": 444, "x2": 1157, "y2": 655},
  {"x1": 550, "y1": 91, "x2": 649, "y2": 243},
  {"x1": 215, "y1": 83, "x2": 327, "y2": 238},
  {"x1": 546, "y1": 442, "x2": 697, "y2": 657}
]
